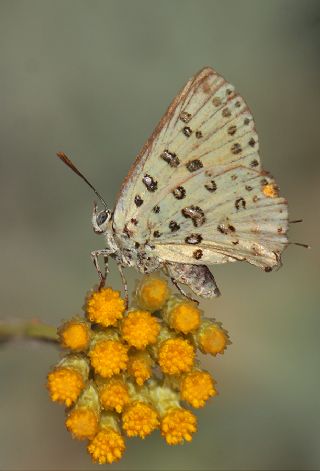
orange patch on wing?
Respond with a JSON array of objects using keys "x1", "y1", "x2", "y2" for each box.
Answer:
[{"x1": 262, "y1": 183, "x2": 279, "y2": 198}]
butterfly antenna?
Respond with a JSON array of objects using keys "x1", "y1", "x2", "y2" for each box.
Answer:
[
  {"x1": 56, "y1": 152, "x2": 108, "y2": 209},
  {"x1": 289, "y1": 242, "x2": 310, "y2": 249},
  {"x1": 287, "y1": 219, "x2": 309, "y2": 248}
]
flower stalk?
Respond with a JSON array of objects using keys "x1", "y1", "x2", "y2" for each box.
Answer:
[{"x1": 0, "y1": 320, "x2": 58, "y2": 344}]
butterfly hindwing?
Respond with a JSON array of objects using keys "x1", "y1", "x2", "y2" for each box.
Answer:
[{"x1": 151, "y1": 166, "x2": 288, "y2": 269}]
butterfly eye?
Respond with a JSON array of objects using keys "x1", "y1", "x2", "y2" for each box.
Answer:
[{"x1": 96, "y1": 211, "x2": 108, "y2": 226}]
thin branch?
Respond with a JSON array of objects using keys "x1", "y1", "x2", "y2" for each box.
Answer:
[{"x1": 0, "y1": 320, "x2": 59, "y2": 345}]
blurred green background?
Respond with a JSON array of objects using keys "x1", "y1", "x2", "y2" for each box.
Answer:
[{"x1": 1, "y1": 0, "x2": 319, "y2": 469}]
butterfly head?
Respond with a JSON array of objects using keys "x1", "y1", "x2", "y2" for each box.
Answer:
[
  {"x1": 92, "y1": 202, "x2": 112, "y2": 234},
  {"x1": 55, "y1": 153, "x2": 112, "y2": 235}
]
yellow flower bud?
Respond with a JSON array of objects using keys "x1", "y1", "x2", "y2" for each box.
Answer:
[
  {"x1": 180, "y1": 370, "x2": 217, "y2": 408},
  {"x1": 58, "y1": 318, "x2": 90, "y2": 351},
  {"x1": 127, "y1": 350, "x2": 153, "y2": 385},
  {"x1": 122, "y1": 381, "x2": 160, "y2": 438},
  {"x1": 122, "y1": 401, "x2": 159, "y2": 438},
  {"x1": 148, "y1": 381, "x2": 197, "y2": 444},
  {"x1": 86, "y1": 287, "x2": 125, "y2": 327},
  {"x1": 163, "y1": 296, "x2": 201, "y2": 334},
  {"x1": 121, "y1": 310, "x2": 160, "y2": 349},
  {"x1": 65, "y1": 382, "x2": 100, "y2": 440},
  {"x1": 136, "y1": 275, "x2": 170, "y2": 311},
  {"x1": 87, "y1": 412, "x2": 125, "y2": 464},
  {"x1": 89, "y1": 331, "x2": 128, "y2": 378},
  {"x1": 96, "y1": 376, "x2": 130, "y2": 413},
  {"x1": 161, "y1": 408, "x2": 197, "y2": 445},
  {"x1": 47, "y1": 354, "x2": 89, "y2": 407},
  {"x1": 158, "y1": 338, "x2": 195, "y2": 375},
  {"x1": 194, "y1": 319, "x2": 230, "y2": 355}
]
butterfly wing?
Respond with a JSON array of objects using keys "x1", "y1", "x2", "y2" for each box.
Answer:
[
  {"x1": 151, "y1": 166, "x2": 288, "y2": 269},
  {"x1": 113, "y1": 67, "x2": 288, "y2": 271}
]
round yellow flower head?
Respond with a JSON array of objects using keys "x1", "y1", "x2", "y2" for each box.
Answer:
[
  {"x1": 136, "y1": 276, "x2": 170, "y2": 311},
  {"x1": 46, "y1": 273, "x2": 231, "y2": 464},
  {"x1": 89, "y1": 339, "x2": 128, "y2": 378},
  {"x1": 167, "y1": 300, "x2": 201, "y2": 334},
  {"x1": 86, "y1": 287, "x2": 125, "y2": 327},
  {"x1": 59, "y1": 319, "x2": 90, "y2": 351},
  {"x1": 88, "y1": 427, "x2": 125, "y2": 464},
  {"x1": 121, "y1": 310, "x2": 160, "y2": 349},
  {"x1": 47, "y1": 355, "x2": 89, "y2": 407},
  {"x1": 122, "y1": 401, "x2": 159, "y2": 438},
  {"x1": 47, "y1": 367, "x2": 84, "y2": 407},
  {"x1": 99, "y1": 377, "x2": 130, "y2": 413},
  {"x1": 65, "y1": 383, "x2": 100, "y2": 440},
  {"x1": 161, "y1": 408, "x2": 197, "y2": 445},
  {"x1": 158, "y1": 338, "x2": 195, "y2": 375},
  {"x1": 197, "y1": 321, "x2": 229, "y2": 355},
  {"x1": 180, "y1": 370, "x2": 217, "y2": 408},
  {"x1": 66, "y1": 407, "x2": 99, "y2": 440},
  {"x1": 127, "y1": 350, "x2": 153, "y2": 386}
]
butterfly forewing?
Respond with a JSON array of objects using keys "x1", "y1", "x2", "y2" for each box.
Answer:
[{"x1": 113, "y1": 67, "x2": 288, "y2": 270}]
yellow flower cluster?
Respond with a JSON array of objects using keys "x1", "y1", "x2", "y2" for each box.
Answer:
[{"x1": 47, "y1": 275, "x2": 230, "y2": 464}]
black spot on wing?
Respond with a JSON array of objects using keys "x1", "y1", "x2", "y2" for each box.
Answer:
[
  {"x1": 185, "y1": 234, "x2": 203, "y2": 245},
  {"x1": 169, "y1": 221, "x2": 180, "y2": 232},
  {"x1": 186, "y1": 159, "x2": 203, "y2": 172},
  {"x1": 217, "y1": 224, "x2": 235, "y2": 234},
  {"x1": 143, "y1": 174, "x2": 158, "y2": 192},
  {"x1": 193, "y1": 249, "x2": 203, "y2": 260},
  {"x1": 182, "y1": 205, "x2": 206, "y2": 227},
  {"x1": 231, "y1": 143, "x2": 242, "y2": 154},
  {"x1": 160, "y1": 150, "x2": 180, "y2": 167},
  {"x1": 235, "y1": 197, "x2": 246, "y2": 210},
  {"x1": 205, "y1": 180, "x2": 217, "y2": 192},
  {"x1": 134, "y1": 195, "x2": 143, "y2": 207},
  {"x1": 179, "y1": 111, "x2": 192, "y2": 123},
  {"x1": 182, "y1": 126, "x2": 192, "y2": 137},
  {"x1": 172, "y1": 186, "x2": 186, "y2": 200},
  {"x1": 227, "y1": 125, "x2": 237, "y2": 136}
]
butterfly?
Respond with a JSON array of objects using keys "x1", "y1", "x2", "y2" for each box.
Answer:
[{"x1": 57, "y1": 66, "x2": 288, "y2": 303}]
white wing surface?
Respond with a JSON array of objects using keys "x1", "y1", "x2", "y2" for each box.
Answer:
[{"x1": 113, "y1": 67, "x2": 288, "y2": 270}]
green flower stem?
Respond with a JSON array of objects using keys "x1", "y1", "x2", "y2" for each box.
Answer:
[{"x1": 0, "y1": 320, "x2": 58, "y2": 344}]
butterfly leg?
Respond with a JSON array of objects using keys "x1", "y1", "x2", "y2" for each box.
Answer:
[
  {"x1": 103, "y1": 255, "x2": 110, "y2": 277},
  {"x1": 117, "y1": 264, "x2": 129, "y2": 308},
  {"x1": 91, "y1": 249, "x2": 114, "y2": 289}
]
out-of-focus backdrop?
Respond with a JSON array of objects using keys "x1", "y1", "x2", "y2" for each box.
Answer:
[{"x1": 1, "y1": 1, "x2": 319, "y2": 470}]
